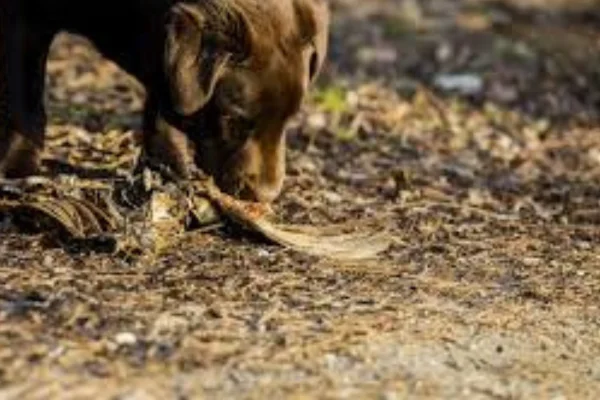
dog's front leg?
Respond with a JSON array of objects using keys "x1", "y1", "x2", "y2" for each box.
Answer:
[
  {"x1": 140, "y1": 97, "x2": 197, "y2": 180},
  {"x1": 0, "y1": 8, "x2": 55, "y2": 178}
]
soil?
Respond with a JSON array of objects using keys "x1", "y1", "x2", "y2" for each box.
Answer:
[{"x1": 1, "y1": 0, "x2": 600, "y2": 398}]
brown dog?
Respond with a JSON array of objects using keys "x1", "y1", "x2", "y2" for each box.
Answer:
[{"x1": 0, "y1": 0, "x2": 329, "y2": 202}]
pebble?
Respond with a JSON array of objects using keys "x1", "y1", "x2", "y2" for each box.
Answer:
[
  {"x1": 115, "y1": 332, "x2": 137, "y2": 346},
  {"x1": 522, "y1": 257, "x2": 542, "y2": 267},
  {"x1": 307, "y1": 112, "x2": 327, "y2": 130},
  {"x1": 322, "y1": 191, "x2": 343, "y2": 204},
  {"x1": 357, "y1": 46, "x2": 398, "y2": 64},
  {"x1": 257, "y1": 249, "x2": 271, "y2": 258},
  {"x1": 42, "y1": 255, "x2": 54, "y2": 268},
  {"x1": 434, "y1": 73, "x2": 483, "y2": 95}
]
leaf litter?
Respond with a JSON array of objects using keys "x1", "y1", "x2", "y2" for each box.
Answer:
[{"x1": 0, "y1": 161, "x2": 391, "y2": 261}]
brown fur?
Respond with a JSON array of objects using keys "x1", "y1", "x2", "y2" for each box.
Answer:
[{"x1": 0, "y1": 0, "x2": 330, "y2": 203}]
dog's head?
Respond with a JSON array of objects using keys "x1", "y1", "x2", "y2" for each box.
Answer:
[{"x1": 162, "y1": 0, "x2": 329, "y2": 203}]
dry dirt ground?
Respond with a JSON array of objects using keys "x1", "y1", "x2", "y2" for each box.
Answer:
[{"x1": 2, "y1": 0, "x2": 600, "y2": 398}]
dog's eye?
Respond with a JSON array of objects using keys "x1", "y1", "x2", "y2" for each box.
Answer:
[
  {"x1": 221, "y1": 115, "x2": 256, "y2": 144},
  {"x1": 236, "y1": 116, "x2": 257, "y2": 134}
]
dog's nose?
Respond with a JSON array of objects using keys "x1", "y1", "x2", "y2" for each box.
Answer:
[{"x1": 240, "y1": 178, "x2": 283, "y2": 204}]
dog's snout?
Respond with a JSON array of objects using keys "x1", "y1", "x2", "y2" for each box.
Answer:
[{"x1": 221, "y1": 134, "x2": 286, "y2": 203}]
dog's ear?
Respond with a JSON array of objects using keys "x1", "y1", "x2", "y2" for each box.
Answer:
[
  {"x1": 164, "y1": 3, "x2": 229, "y2": 115},
  {"x1": 312, "y1": 1, "x2": 330, "y2": 80},
  {"x1": 294, "y1": 0, "x2": 330, "y2": 83}
]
